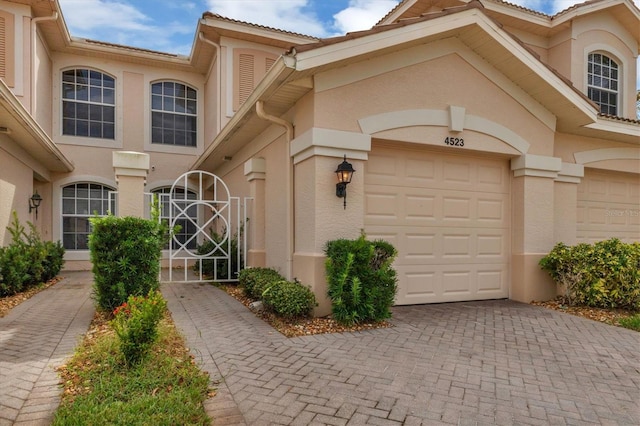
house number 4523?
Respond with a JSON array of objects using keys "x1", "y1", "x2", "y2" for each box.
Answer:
[{"x1": 444, "y1": 136, "x2": 464, "y2": 147}]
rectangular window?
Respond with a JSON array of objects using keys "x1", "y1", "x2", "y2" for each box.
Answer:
[{"x1": 62, "y1": 69, "x2": 115, "y2": 139}]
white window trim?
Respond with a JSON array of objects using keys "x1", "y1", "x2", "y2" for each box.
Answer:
[
  {"x1": 53, "y1": 175, "x2": 117, "y2": 261},
  {"x1": 54, "y1": 66, "x2": 124, "y2": 148},
  {"x1": 144, "y1": 78, "x2": 204, "y2": 155},
  {"x1": 583, "y1": 45, "x2": 625, "y2": 115}
]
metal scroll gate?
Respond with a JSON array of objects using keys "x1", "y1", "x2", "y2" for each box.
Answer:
[{"x1": 167, "y1": 171, "x2": 249, "y2": 283}]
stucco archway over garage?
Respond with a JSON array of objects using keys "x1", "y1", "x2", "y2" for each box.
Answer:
[{"x1": 364, "y1": 142, "x2": 511, "y2": 305}]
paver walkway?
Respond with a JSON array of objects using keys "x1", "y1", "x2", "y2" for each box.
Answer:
[
  {"x1": 2, "y1": 274, "x2": 639, "y2": 425},
  {"x1": 163, "y1": 282, "x2": 640, "y2": 426},
  {"x1": 0, "y1": 272, "x2": 94, "y2": 426}
]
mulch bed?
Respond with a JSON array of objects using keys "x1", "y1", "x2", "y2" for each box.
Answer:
[
  {"x1": 218, "y1": 283, "x2": 392, "y2": 338},
  {"x1": 531, "y1": 298, "x2": 637, "y2": 327}
]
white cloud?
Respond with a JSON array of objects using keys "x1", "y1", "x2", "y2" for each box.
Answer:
[
  {"x1": 206, "y1": 0, "x2": 328, "y2": 37},
  {"x1": 509, "y1": 0, "x2": 640, "y2": 14},
  {"x1": 332, "y1": 0, "x2": 400, "y2": 33},
  {"x1": 58, "y1": 0, "x2": 194, "y2": 54}
]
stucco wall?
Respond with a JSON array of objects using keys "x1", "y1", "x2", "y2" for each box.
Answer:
[
  {"x1": 314, "y1": 52, "x2": 554, "y2": 156},
  {"x1": 0, "y1": 143, "x2": 32, "y2": 245}
]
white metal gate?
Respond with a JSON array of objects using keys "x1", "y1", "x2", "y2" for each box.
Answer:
[{"x1": 167, "y1": 171, "x2": 247, "y2": 282}]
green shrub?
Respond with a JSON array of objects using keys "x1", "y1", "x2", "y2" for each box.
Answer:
[
  {"x1": 111, "y1": 290, "x2": 167, "y2": 366},
  {"x1": 325, "y1": 234, "x2": 398, "y2": 325},
  {"x1": 42, "y1": 241, "x2": 65, "y2": 282},
  {"x1": 90, "y1": 215, "x2": 165, "y2": 312},
  {"x1": 619, "y1": 314, "x2": 640, "y2": 331},
  {"x1": 238, "y1": 267, "x2": 284, "y2": 299},
  {"x1": 195, "y1": 228, "x2": 243, "y2": 280},
  {"x1": 540, "y1": 238, "x2": 640, "y2": 310},
  {"x1": 0, "y1": 212, "x2": 65, "y2": 296},
  {"x1": 262, "y1": 280, "x2": 316, "y2": 318}
]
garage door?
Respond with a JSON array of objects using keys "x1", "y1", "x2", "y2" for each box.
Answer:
[
  {"x1": 577, "y1": 170, "x2": 640, "y2": 243},
  {"x1": 364, "y1": 144, "x2": 510, "y2": 305}
]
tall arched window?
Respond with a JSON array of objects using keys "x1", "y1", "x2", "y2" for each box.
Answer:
[
  {"x1": 587, "y1": 53, "x2": 619, "y2": 115},
  {"x1": 62, "y1": 68, "x2": 115, "y2": 138},
  {"x1": 62, "y1": 183, "x2": 115, "y2": 250},
  {"x1": 151, "y1": 81, "x2": 197, "y2": 147}
]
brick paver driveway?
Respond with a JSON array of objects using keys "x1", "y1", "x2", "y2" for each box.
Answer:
[{"x1": 163, "y1": 283, "x2": 640, "y2": 425}]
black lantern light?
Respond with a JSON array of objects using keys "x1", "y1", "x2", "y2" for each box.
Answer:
[
  {"x1": 335, "y1": 155, "x2": 355, "y2": 209},
  {"x1": 29, "y1": 191, "x2": 43, "y2": 219}
]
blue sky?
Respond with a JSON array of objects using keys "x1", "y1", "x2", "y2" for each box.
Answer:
[{"x1": 58, "y1": 0, "x2": 639, "y2": 87}]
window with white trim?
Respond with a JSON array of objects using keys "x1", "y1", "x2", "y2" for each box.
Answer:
[
  {"x1": 151, "y1": 81, "x2": 197, "y2": 147},
  {"x1": 62, "y1": 69, "x2": 115, "y2": 138},
  {"x1": 587, "y1": 53, "x2": 619, "y2": 115},
  {"x1": 62, "y1": 183, "x2": 115, "y2": 250},
  {"x1": 153, "y1": 187, "x2": 198, "y2": 250}
]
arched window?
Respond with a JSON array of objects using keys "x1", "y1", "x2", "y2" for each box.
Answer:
[
  {"x1": 587, "y1": 53, "x2": 619, "y2": 115},
  {"x1": 151, "y1": 81, "x2": 197, "y2": 147},
  {"x1": 62, "y1": 68, "x2": 115, "y2": 138},
  {"x1": 62, "y1": 183, "x2": 115, "y2": 250},
  {"x1": 152, "y1": 187, "x2": 198, "y2": 249}
]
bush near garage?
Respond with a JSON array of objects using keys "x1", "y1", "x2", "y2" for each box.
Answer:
[
  {"x1": 325, "y1": 234, "x2": 398, "y2": 326},
  {"x1": 90, "y1": 215, "x2": 165, "y2": 312},
  {"x1": 261, "y1": 279, "x2": 317, "y2": 319},
  {"x1": 539, "y1": 238, "x2": 640, "y2": 310},
  {"x1": 0, "y1": 211, "x2": 65, "y2": 297},
  {"x1": 238, "y1": 267, "x2": 316, "y2": 318},
  {"x1": 238, "y1": 267, "x2": 285, "y2": 299}
]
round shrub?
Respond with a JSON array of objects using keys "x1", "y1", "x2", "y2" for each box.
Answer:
[
  {"x1": 238, "y1": 267, "x2": 284, "y2": 299},
  {"x1": 262, "y1": 280, "x2": 316, "y2": 318}
]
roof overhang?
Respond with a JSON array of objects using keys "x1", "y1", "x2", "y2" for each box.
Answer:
[
  {"x1": 193, "y1": 4, "x2": 601, "y2": 172},
  {"x1": 0, "y1": 80, "x2": 74, "y2": 174}
]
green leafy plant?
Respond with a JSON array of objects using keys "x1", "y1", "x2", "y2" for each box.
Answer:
[
  {"x1": 111, "y1": 291, "x2": 167, "y2": 366},
  {"x1": 195, "y1": 227, "x2": 244, "y2": 280},
  {"x1": 238, "y1": 267, "x2": 284, "y2": 299},
  {"x1": 0, "y1": 211, "x2": 65, "y2": 296},
  {"x1": 53, "y1": 314, "x2": 210, "y2": 425},
  {"x1": 262, "y1": 279, "x2": 317, "y2": 318},
  {"x1": 540, "y1": 238, "x2": 640, "y2": 310},
  {"x1": 90, "y1": 215, "x2": 166, "y2": 312},
  {"x1": 325, "y1": 234, "x2": 398, "y2": 325},
  {"x1": 619, "y1": 314, "x2": 640, "y2": 331}
]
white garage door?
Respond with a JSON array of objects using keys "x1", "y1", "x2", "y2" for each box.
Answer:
[
  {"x1": 364, "y1": 145, "x2": 510, "y2": 305},
  {"x1": 577, "y1": 170, "x2": 640, "y2": 243}
]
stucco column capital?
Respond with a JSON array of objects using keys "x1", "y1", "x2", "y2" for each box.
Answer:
[
  {"x1": 290, "y1": 128, "x2": 371, "y2": 164},
  {"x1": 113, "y1": 151, "x2": 150, "y2": 182},
  {"x1": 510, "y1": 154, "x2": 561, "y2": 178}
]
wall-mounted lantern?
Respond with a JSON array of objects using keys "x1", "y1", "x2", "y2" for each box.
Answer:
[
  {"x1": 335, "y1": 155, "x2": 355, "y2": 209},
  {"x1": 29, "y1": 191, "x2": 42, "y2": 219}
]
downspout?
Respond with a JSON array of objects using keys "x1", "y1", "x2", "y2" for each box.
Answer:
[
  {"x1": 31, "y1": 13, "x2": 58, "y2": 115},
  {"x1": 255, "y1": 100, "x2": 294, "y2": 278},
  {"x1": 198, "y1": 32, "x2": 221, "y2": 134}
]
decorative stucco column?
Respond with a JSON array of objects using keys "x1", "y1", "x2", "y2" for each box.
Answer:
[
  {"x1": 113, "y1": 151, "x2": 150, "y2": 218},
  {"x1": 290, "y1": 128, "x2": 371, "y2": 316},
  {"x1": 510, "y1": 154, "x2": 562, "y2": 303},
  {"x1": 244, "y1": 157, "x2": 266, "y2": 267},
  {"x1": 554, "y1": 163, "x2": 584, "y2": 245}
]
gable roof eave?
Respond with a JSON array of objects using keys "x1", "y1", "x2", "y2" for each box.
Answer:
[
  {"x1": 290, "y1": 5, "x2": 598, "y2": 129},
  {"x1": 0, "y1": 80, "x2": 74, "y2": 174}
]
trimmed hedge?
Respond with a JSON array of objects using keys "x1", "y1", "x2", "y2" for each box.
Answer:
[
  {"x1": 90, "y1": 216, "x2": 165, "y2": 312},
  {"x1": 0, "y1": 212, "x2": 65, "y2": 297},
  {"x1": 325, "y1": 235, "x2": 398, "y2": 325},
  {"x1": 539, "y1": 238, "x2": 640, "y2": 310},
  {"x1": 238, "y1": 267, "x2": 316, "y2": 318},
  {"x1": 262, "y1": 280, "x2": 317, "y2": 318},
  {"x1": 238, "y1": 267, "x2": 284, "y2": 299}
]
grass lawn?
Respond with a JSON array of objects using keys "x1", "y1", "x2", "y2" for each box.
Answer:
[{"x1": 53, "y1": 312, "x2": 212, "y2": 426}]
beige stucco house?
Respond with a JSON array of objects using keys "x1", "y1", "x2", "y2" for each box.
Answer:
[{"x1": 1, "y1": 0, "x2": 638, "y2": 314}]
